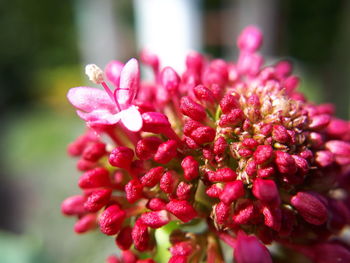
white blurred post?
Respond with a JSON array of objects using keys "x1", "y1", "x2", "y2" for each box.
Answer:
[
  {"x1": 74, "y1": 0, "x2": 120, "y2": 66},
  {"x1": 133, "y1": 0, "x2": 202, "y2": 72}
]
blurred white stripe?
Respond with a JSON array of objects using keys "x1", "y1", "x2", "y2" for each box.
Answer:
[{"x1": 133, "y1": 0, "x2": 202, "y2": 72}]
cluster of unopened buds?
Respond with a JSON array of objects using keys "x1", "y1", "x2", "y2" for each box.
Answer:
[{"x1": 62, "y1": 26, "x2": 350, "y2": 263}]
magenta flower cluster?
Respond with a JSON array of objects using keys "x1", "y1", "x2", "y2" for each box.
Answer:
[{"x1": 62, "y1": 26, "x2": 350, "y2": 263}]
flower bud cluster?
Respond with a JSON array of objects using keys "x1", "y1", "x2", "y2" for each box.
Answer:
[{"x1": 62, "y1": 26, "x2": 350, "y2": 262}]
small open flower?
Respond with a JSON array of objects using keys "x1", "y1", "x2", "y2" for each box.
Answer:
[{"x1": 67, "y1": 58, "x2": 142, "y2": 131}]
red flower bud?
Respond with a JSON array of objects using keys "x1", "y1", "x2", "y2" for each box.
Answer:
[
  {"x1": 242, "y1": 138, "x2": 259, "y2": 149},
  {"x1": 176, "y1": 182, "x2": 192, "y2": 200},
  {"x1": 125, "y1": 179, "x2": 143, "y2": 203},
  {"x1": 170, "y1": 241, "x2": 194, "y2": 256},
  {"x1": 291, "y1": 191, "x2": 328, "y2": 225},
  {"x1": 272, "y1": 125, "x2": 290, "y2": 144},
  {"x1": 74, "y1": 214, "x2": 97, "y2": 233},
  {"x1": 325, "y1": 140, "x2": 350, "y2": 165},
  {"x1": 220, "y1": 94, "x2": 240, "y2": 114},
  {"x1": 214, "y1": 136, "x2": 228, "y2": 154},
  {"x1": 161, "y1": 67, "x2": 180, "y2": 93},
  {"x1": 237, "y1": 26, "x2": 263, "y2": 53},
  {"x1": 315, "y1": 150, "x2": 334, "y2": 167},
  {"x1": 253, "y1": 145, "x2": 273, "y2": 165},
  {"x1": 141, "y1": 112, "x2": 171, "y2": 133},
  {"x1": 245, "y1": 160, "x2": 257, "y2": 176},
  {"x1": 238, "y1": 148, "x2": 253, "y2": 158},
  {"x1": 183, "y1": 119, "x2": 202, "y2": 136},
  {"x1": 219, "y1": 109, "x2": 244, "y2": 127},
  {"x1": 77, "y1": 159, "x2": 96, "y2": 171},
  {"x1": 291, "y1": 155, "x2": 309, "y2": 175},
  {"x1": 186, "y1": 51, "x2": 204, "y2": 73},
  {"x1": 61, "y1": 195, "x2": 86, "y2": 216},
  {"x1": 257, "y1": 166, "x2": 275, "y2": 178},
  {"x1": 208, "y1": 168, "x2": 237, "y2": 182},
  {"x1": 147, "y1": 198, "x2": 167, "y2": 211},
  {"x1": 136, "y1": 137, "x2": 163, "y2": 160},
  {"x1": 166, "y1": 200, "x2": 198, "y2": 223},
  {"x1": 99, "y1": 204, "x2": 126, "y2": 235},
  {"x1": 206, "y1": 184, "x2": 223, "y2": 198},
  {"x1": 180, "y1": 96, "x2": 206, "y2": 121},
  {"x1": 215, "y1": 201, "x2": 231, "y2": 224},
  {"x1": 181, "y1": 156, "x2": 199, "y2": 180},
  {"x1": 140, "y1": 166, "x2": 165, "y2": 187},
  {"x1": 82, "y1": 142, "x2": 106, "y2": 162},
  {"x1": 260, "y1": 123, "x2": 273, "y2": 136},
  {"x1": 84, "y1": 189, "x2": 112, "y2": 212},
  {"x1": 233, "y1": 200, "x2": 255, "y2": 224},
  {"x1": 78, "y1": 167, "x2": 111, "y2": 189},
  {"x1": 190, "y1": 126, "x2": 216, "y2": 145},
  {"x1": 168, "y1": 256, "x2": 187, "y2": 263},
  {"x1": 275, "y1": 151, "x2": 297, "y2": 174},
  {"x1": 193, "y1": 84, "x2": 216, "y2": 105},
  {"x1": 252, "y1": 179, "x2": 280, "y2": 207},
  {"x1": 109, "y1": 147, "x2": 134, "y2": 169},
  {"x1": 154, "y1": 140, "x2": 178, "y2": 164},
  {"x1": 219, "y1": 180, "x2": 245, "y2": 204},
  {"x1": 132, "y1": 219, "x2": 150, "y2": 252},
  {"x1": 140, "y1": 210, "x2": 170, "y2": 228},
  {"x1": 122, "y1": 250, "x2": 138, "y2": 263},
  {"x1": 116, "y1": 226, "x2": 133, "y2": 250},
  {"x1": 160, "y1": 171, "x2": 178, "y2": 194},
  {"x1": 234, "y1": 231, "x2": 272, "y2": 263},
  {"x1": 262, "y1": 206, "x2": 282, "y2": 231},
  {"x1": 309, "y1": 114, "x2": 331, "y2": 130}
]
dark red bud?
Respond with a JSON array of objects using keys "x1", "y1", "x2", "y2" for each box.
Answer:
[
  {"x1": 193, "y1": 84, "x2": 216, "y2": 105},
  {"x1": 147, "y1": 198, "x2": 167, "y2": 211},
  {"x1": 253, "y1": 145, "x2": 273, "y2": 165},
  {"x1": 180, "y1": 96, "x2": 207, "y2": 121},
  {"x1": 140, "y1": 210, "x2": 170, "y2": 228},
  {"x1": 245, "y1": 160, "x2": 257, "y2": 176},
  {"x1": 190, "y1": 126, "x2": 216, "y2": 145},
  {"x1": 208, "y1": 168, "x2": 237, "y2": 182},
  {"x1": 125, "y1": 179, "x2": 143, "y2": 203},
  {"x1": 160, "y1": 171, "x2": 178, "y2": 194},
  {"x1": 140, "y1": 166, "x2": 165, "y2": 187},
  {"x1": 219, "y1": 180, "x2": 245, "y2": 204},
  {"x1": 116, "y1": 226, "x2": 133, "y2": 250},
  {"x1": 109, "y1": 147, "x2": 134, "y2": 169},
  {"x1": 257, "y1": 166, "x2": 275, "y2": 178},
  {"x1": 215, "y1": 201, "x2": 231, "y2": 224},
  {"x1": 82, "y1": 142, "x2": 106, "y2": 162},
  {"x1": 252, "y1": 179, "x2": 280, "y2": 207},
  {"x1": 262, "y1": 206, "x2": 282, "y2": 231},
  {"x1": 166, "y1": 200, "x2": 197, "y2": 223},
  {"x1": 233, "y1": 200, "x2": 255, "y2": 224},
  {"x1": 234, "y1": 231, "x2": 272, "y2": 263},
  {"x1": 154, "y1": 140, "x2": 178, "y2": 164},
  {"x1": 74, "y1": 214, "x2": 97, "y2": 233},
  {"x1": 136, "y1": 137, "x2": 163, "y2": 160},
  {"x1": 99, "y1": 204, "x2": 126, "y2": 235},
  {"x1": 242, "y1": 138, "x2": 258, "y2": 149},
  {"x1": 291, "y1": 191, "x2": 328, "y2": 225},
  {"x1": 176, "y1": 182, "x2": 192, "y2": 200},
  {"x1": 272, "y1": 125, "x2": 290, "y2": 144},
  {"x1": 84, "y1": 189, "x2": 112, "y2": 212},
  {"x1": 141, "y1": 112, "x2": 171, "y2": 133},
  {"x1": 315, "y1": 151, "x2": 334, "y2": 167},
  {"x1": 183, "y1": 119, "x2": 202, "y2": 136},
  {"x1": 181, "y1": 156, "x2": 199, "y2": 180},
  {"x1": 61, "y1": 195, "x2": 86, "y2": 216},
  {"x1": 78, "y1": 167, "x2": 111, "y2": 189},
  {"x1": 220, "y1": 94, "x2": 240, "y2": 114},
  {"x1": 214, "y1": 136, "x2": 228, "y2": 154},
  {"x1": 219, "y1": 109, "x2": 244, "y2": 127},
  {"x1": 309, "y1": 114, "x2": 331, "y2": 130},
  {"x1": 77, "y1": 159, "x2": 96, "y2": 171},
  {"x1": 206, "y1": 184, "x2": 223, "y2": 198},
  {"x1": 275, "y1": 151, "x2": 297, "y2": 174},
  {"x1": 132, "y1": 219, "x2": 150, "y2": 252}
]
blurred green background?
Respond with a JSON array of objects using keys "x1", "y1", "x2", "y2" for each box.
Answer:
[{"x1": 0, "y1": 0, "x2": 349, "y2": 262}]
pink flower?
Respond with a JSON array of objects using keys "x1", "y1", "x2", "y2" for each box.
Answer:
[{"x1": 67, "y1": 58, "x2": 142, "y2": 131}]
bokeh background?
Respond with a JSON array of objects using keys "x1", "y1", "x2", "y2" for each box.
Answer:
[{"x1": 0, "y1": 0, "x2": 349, "y2": 262}]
